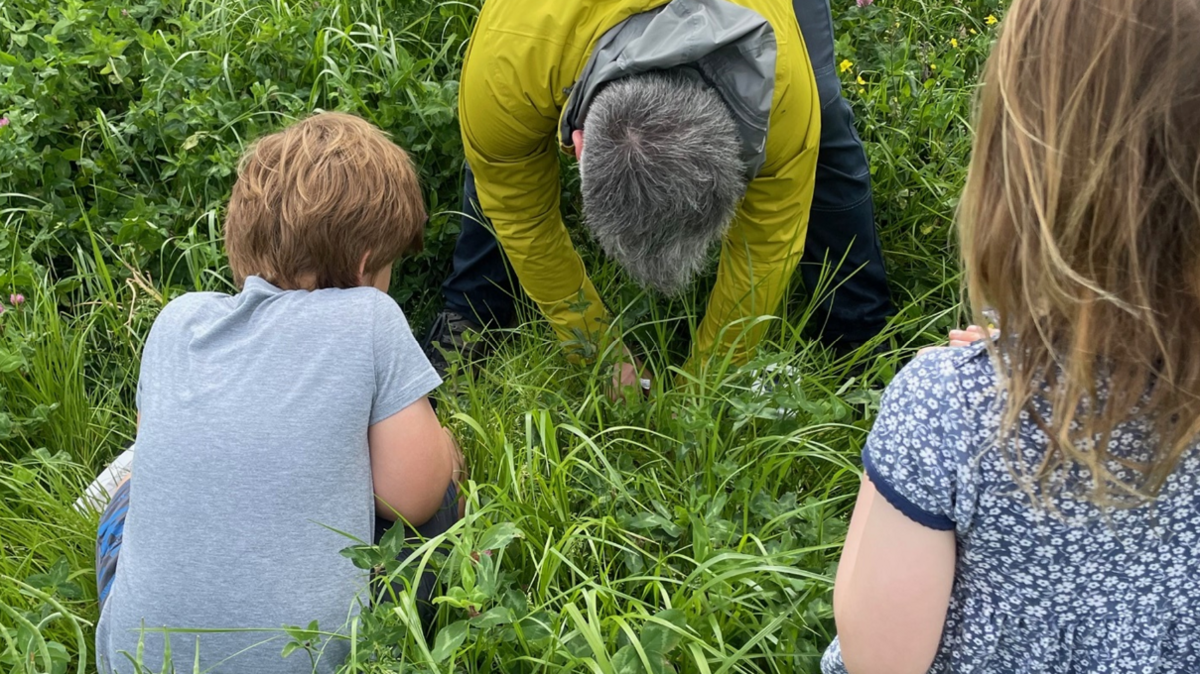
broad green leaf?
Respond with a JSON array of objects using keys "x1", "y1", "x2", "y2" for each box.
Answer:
[
  {"x1": 430, "y1": 620, "x2": 468, "y2": 662},
  {"x1": 470, "y1": 606, "x2": 514, "y2": 630},
  {"x1": 641, "y1": 612, "x2": 684, "y2": 656},
  {"x1": 475, "y1": 522, "x2": 522, "y2": 552},
  {"x1": 0, "y1": 348, "x2": 25, "y2": 374},
  {"x1": 516, "y1": 610, "x2": 553, "y2": 642},
  {"x1": 623, "y1": 548, "x2": 645, "y2": 574},
  {"x1": 611, "y1": 645, "x2": 645, "y2": 674}
]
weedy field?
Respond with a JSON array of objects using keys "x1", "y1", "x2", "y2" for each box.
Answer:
[{"x1": 0, "y1": 0, "x2": 1001, "y2": 672}]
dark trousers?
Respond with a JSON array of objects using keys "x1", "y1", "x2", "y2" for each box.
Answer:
[
  {"x1": 441, "y1": 0, "x2": 894, "y2": 343},
  {"x1": 374, "y1": 484, "x2": 461, "y2": 630},
  {"x1": 441, "y1": 166, "x2": 514, "y2": 328}
]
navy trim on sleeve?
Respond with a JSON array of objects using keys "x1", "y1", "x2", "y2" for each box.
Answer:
[{"x1": 862, "y1": 450, "x2": 956, "y2": 531}]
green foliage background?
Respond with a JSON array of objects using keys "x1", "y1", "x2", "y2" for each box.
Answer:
[{"x1": 0, "y1": 0, "x2": 1003, "y2": 672}]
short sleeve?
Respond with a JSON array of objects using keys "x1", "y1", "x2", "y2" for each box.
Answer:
[
  {"x1": 370, "y1": 292, "x2": 443, "y2": 426},
  {"x1": 863, "y1": 349, "x2": 975, "y2": 531}
]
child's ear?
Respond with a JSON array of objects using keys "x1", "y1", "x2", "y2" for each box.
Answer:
[
  {"x1": 357, "y1": 251, "x2": 372, "y2": 286},
  {"x1": 358, "y1": 252, "x2": 393, "y2": 292}
]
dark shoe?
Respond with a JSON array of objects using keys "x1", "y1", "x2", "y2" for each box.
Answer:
[{"x1": 422, "y1": 310, "x2": 492, "y2": 378}]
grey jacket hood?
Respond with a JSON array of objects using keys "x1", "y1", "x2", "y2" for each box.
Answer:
[{"x1": 561, "y1": 0, "x2": 778, "y2": 180}]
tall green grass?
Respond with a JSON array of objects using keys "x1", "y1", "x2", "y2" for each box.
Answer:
[{"x1": 0, "y1": 0, "x2": 1004, "y2": 671}]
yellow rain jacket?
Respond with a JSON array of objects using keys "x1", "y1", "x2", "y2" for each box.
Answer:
[{"x1": 459, "y1": 0, "x2": 820, "y2": 366}]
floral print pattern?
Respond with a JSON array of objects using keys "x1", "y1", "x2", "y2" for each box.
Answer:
[{"x1": 822, "y1": 343, "x2": 1200, "y2": 673}]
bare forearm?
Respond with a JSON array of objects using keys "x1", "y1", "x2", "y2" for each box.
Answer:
[{"x1": 833, "y1": 480, "x2": 956, "y2": 674}]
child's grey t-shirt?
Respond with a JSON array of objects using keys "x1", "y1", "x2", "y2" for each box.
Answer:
[{"x1": 96, "y1": 276, "x2": 441, "y2": 674}]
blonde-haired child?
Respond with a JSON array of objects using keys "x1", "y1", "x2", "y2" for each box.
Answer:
[{"x1": 824, "y1": 0, "x2": 1200, "y2": 671}]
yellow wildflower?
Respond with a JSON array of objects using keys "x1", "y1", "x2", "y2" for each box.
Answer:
[
  {"x1": 857, "y1": 74, "x2": 867, "y2": 86},
  {"x1": 930, "y1": 63, "x2": 938, "y2": 71},
  {"x1": 839, "y1": 59, "x2": 854, "y2": 73},
  {"x1": 970, "y1": 28, "x2": 977, "y2": 34},
  {"x1": 951, "y1": 38, "x2": 959, "y2": 49},
  {"x1": 986, "y1": 14, "x2": 999, "y2": 25}
]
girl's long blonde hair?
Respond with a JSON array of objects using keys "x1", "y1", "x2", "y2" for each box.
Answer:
[{"x1": 961, "y1": 0, "x2": 1200, "y2": 504}]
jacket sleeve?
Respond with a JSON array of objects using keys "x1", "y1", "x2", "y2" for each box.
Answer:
[
  {"x1": 690, "y1": 147, "x2": 818, "y2": 367},
  {"x1": 690, "y1": 107, "x2": 820, "y2": 368},
  {"x1": 458, "y1": 44, "x2": 612, "y2": 357}
]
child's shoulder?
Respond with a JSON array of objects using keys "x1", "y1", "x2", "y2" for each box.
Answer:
[
  {"x1": 308, "y1": 285, "x2": 410, "y2": 325},
  {"x1": 878, "y1": 342, "x2": 999, "y2": 437},
  {"x1": 889, "y1": 342, "x2": 996, "y2": 400},
  {"x1": 149, "y1": 283, "x2": 412, "y2": 344},
  {"x1": 151, "y1": 290, "x2": 231, "y2": 328},
  {"x1": 281, "y1": 285, "x2": 418, "y2": 350},
  {"x1": 864, "y1": 343, "x2": 999, "y2": 529},
  {"x1": 161, "y1": 289, "x2": 230, "y2": 310}
]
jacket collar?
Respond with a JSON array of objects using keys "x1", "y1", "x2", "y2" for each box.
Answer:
[{"x1": 559, "y1": 0, "x2": 778, "y2": 180}]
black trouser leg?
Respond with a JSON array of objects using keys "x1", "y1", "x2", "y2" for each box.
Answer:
[
  {"x1": 374, "y1": 484, "x2": 462, "y2": 635},
  {"x1": 439, "y1": 166, "x2": 519, "y2": 329},
  {"x1": 794, "y1": 0, "x2": 895, "y2": 344}
]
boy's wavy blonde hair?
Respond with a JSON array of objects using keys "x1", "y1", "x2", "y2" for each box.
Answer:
[
  {"x1": 225, "y1": 112, "x2": 426, "y2": 290},
  {"x1": 961, "y1": 0, "x2": 1200, "y2": 505}
]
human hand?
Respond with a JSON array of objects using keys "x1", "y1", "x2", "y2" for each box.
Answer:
[
  {"x1": 948, "y1": 325, "x2": 995, "y2": 347},
  {"x1": 609, "y1": 346, "x2": 651, "y2": 402},
  {"x1": 918, "y1": 325, "x2": 997, "y2": 356}
]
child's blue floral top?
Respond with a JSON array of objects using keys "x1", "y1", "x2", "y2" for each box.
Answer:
[{"x1": 822, "y1": 343, "x2": 1200, "y2": 673}]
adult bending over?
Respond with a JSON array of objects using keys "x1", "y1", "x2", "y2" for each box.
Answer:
[{"x1": 425, "y1": 0, "x2": 893, "y2": 389}]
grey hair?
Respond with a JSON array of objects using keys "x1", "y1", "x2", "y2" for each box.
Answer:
[{"x1": 580, "y1": 70, "x2": 747, "y2": 295}]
